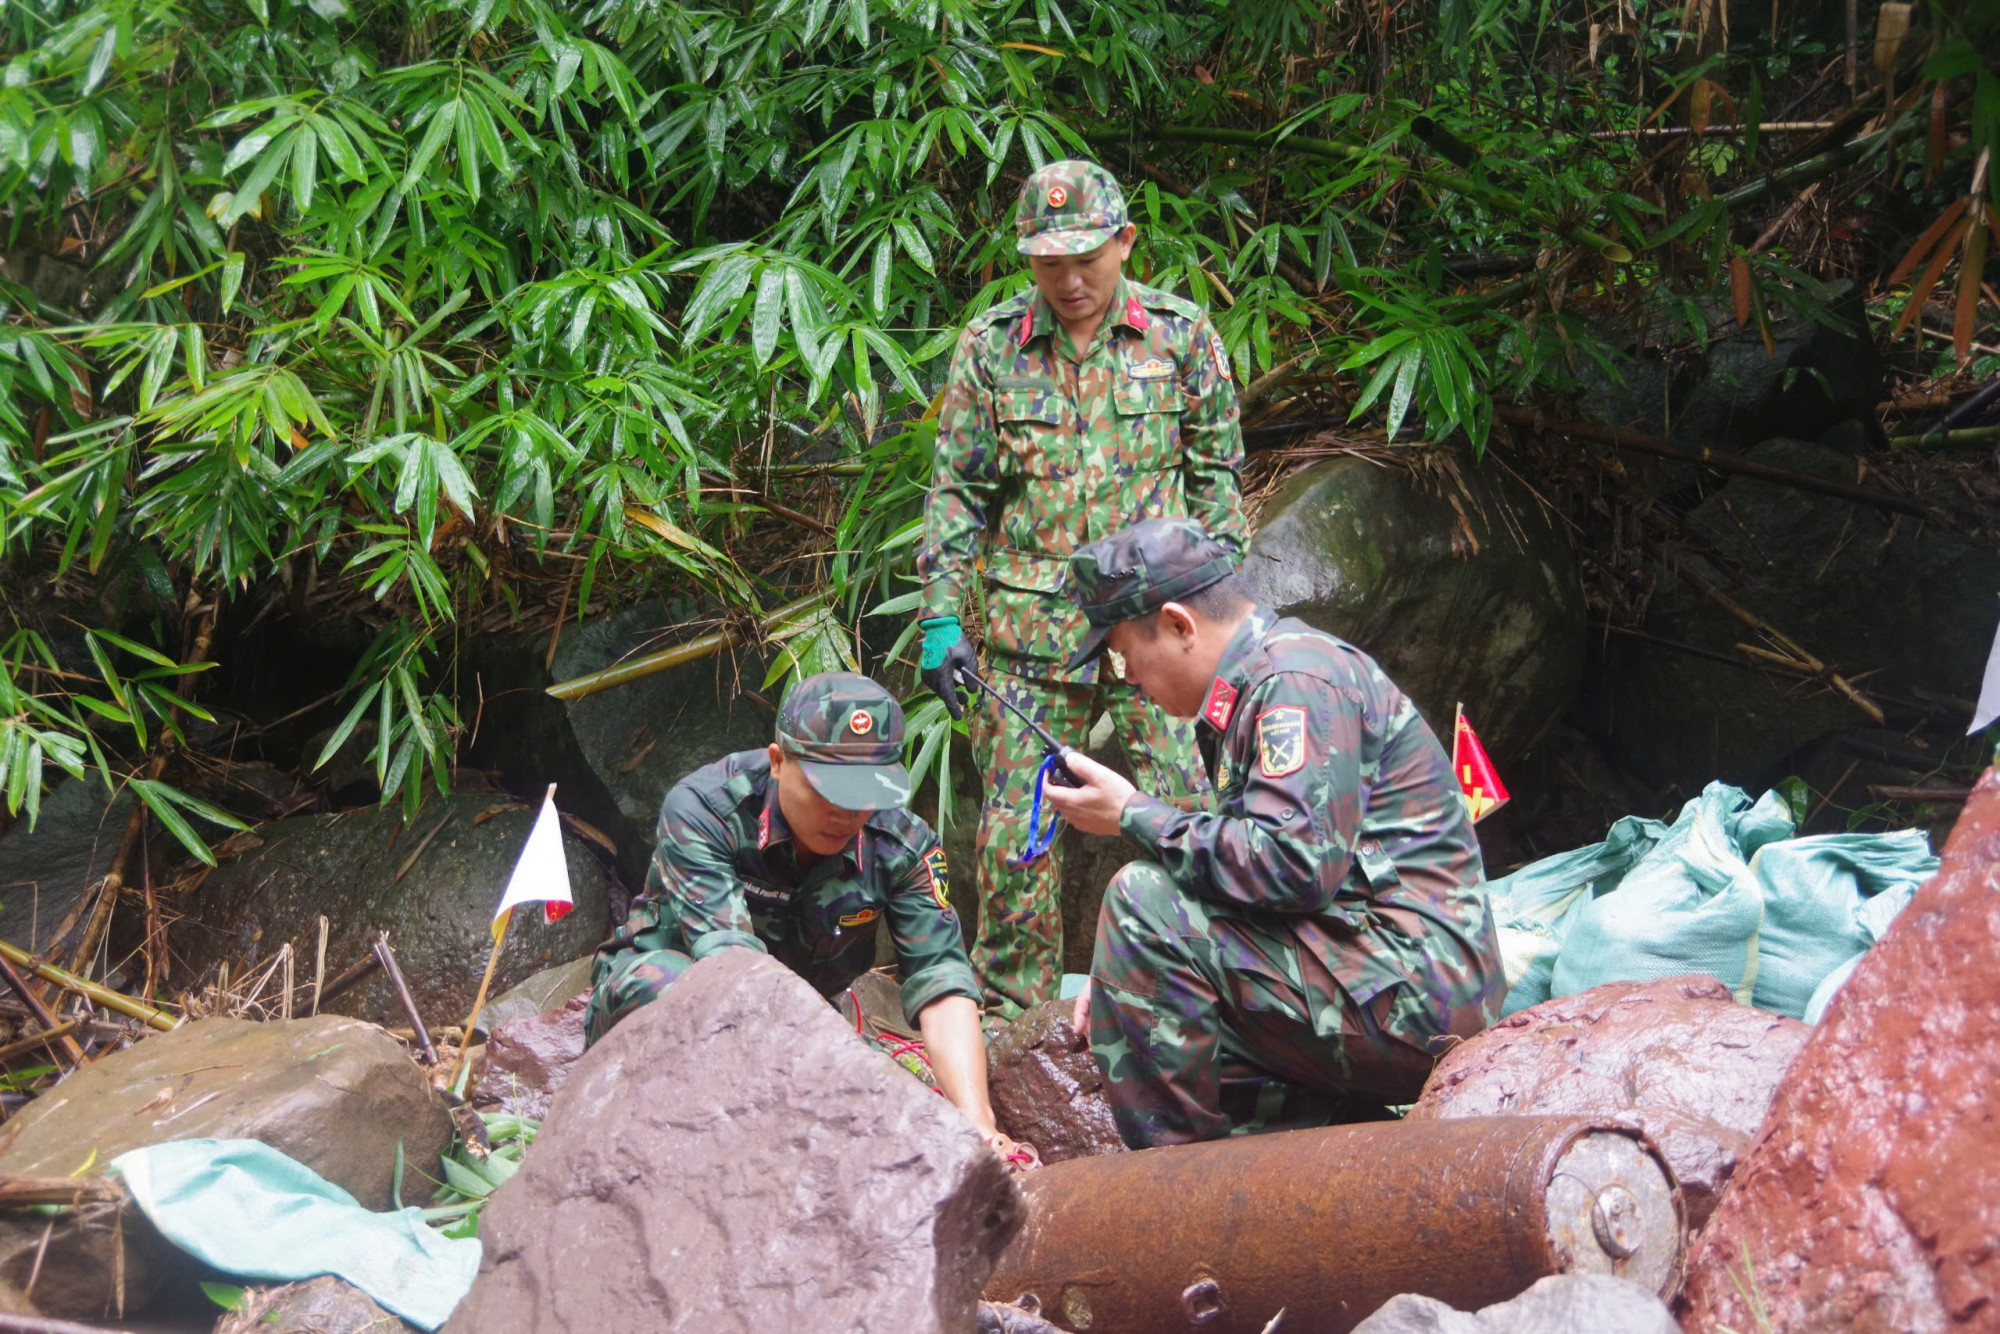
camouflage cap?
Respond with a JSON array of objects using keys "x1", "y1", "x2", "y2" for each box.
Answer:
[
  {"x1": 775, "y1": 672, "x2": 912, "y2": 810},
  {"x1": 1016, "y1": 160, "x2": 1130, "y2": 256},
  {"x1": 1063, "y1": 518, "x2": 1240, "y2": 671}
]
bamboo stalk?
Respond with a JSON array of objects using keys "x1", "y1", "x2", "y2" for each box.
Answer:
[
  {"x1": 0, "y1": 940, "x2": 179, "y2": 1032},
  {"x1": 0, "y1": 1175, "x2": 123, "y2": 1208},
  {"x1": 0, "y1": 955, "x2": 86, "y2": 1062},
  {"x1": 373, "y1": 934, "x2": 436, "y2": 1065},
  {"x1": 1889, "y1": 425, "x2": 2000, "y2": 449},
  {"x1": 1866, "y1": 785, "x2": 1973, "y2": 802},
  {"x1": 545, "y1": 593, "x2": 827, "y2": 701},
  {"x1": 0, "y1": 1311, "x2": 138, "y2": 1334},
  {"x1": 0, "y1": 1019, "x2": 82, "y2": 1064},
  {"x1": 1587, "y1": 121, "x2": 1839, "y2": 138}
]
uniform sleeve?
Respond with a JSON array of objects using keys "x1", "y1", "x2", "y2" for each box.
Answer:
[
  {"x1": 1118, "y1": 672, "x2": 1362, "y2": 915},
  {"x1": 1177, "y1": 312, "x2": 1249, "y2": 554},
  {"x1": 883, "y1": 835, "x2": 982, "y2": 1026},
  {"x1": 646, "y1": 784, "x2": 766, "y2": 960},
  {"x1": 917, "y1": 325, "x2": 1002, "y2": 622}
]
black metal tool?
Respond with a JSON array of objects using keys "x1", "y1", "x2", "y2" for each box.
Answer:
[{"x1": 955, "y1": 668, "x2": 1080, "y2": 787}]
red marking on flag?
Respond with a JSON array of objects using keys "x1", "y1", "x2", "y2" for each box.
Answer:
[
  {"x1": 544, "y1": 900, "x2": 574, "y2": 926},
  {"x1": 1201, "y1": 678, "x2": 1238, "y2": 730}
]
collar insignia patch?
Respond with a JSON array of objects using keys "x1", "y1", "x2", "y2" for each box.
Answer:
[{"x1": 1201, "y1": 678, "x2": 1238, "y2": 730}]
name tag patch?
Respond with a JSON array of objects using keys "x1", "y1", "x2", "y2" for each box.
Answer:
[
  {"x1": 1126, "y1": 356, "x2": 1175, "y2": 380},
  {"x1": 1257, "y1": 706, "x2": 1307, "y2": 778}
]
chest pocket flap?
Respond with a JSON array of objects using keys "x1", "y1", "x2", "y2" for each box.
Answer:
[
  {"x1": 995, "y1": 379, "x2": 1059, "y2": 424},
  {"x1": 1113, "y1": 376, "x2": 1182, "y2": 417}
]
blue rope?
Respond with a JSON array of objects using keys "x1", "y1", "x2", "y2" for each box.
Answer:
[{"x1": 1009, "y1": 753, "x2": 1066, "y2": 868}]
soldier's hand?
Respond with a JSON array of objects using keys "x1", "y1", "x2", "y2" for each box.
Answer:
[
  {"x1": 1042, "y1": 750, "x2": 1135, "y2": 836},
  {"x1": 1069, "y1": 978, "x2": 1092, "y2": 1038},
  {"x1": 918, "y1": 616, "x2": 978, "y2": 719}
]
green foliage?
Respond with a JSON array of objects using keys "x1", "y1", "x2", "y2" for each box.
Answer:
[
  {"x1": 0, "y1": 0, "x2": 1987, "y2": 828},
  {"x1": 422, "y1": 1112, "x2": 537, "y2": 1238}
]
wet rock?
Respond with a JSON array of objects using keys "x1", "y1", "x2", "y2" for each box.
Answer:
[
  {"x1": 1582, "y1": 294, "x2": 1881, "y2": 455},
  {"x1": 1240, "y1": 448, "x2": 1585, "y2": 764},
  {"x1": 0, "y1": 1016, "x2": 450, "y2": 1318},
  {"x1": 476, "y1": 992, "x2": 587, "y2": 1121},
  {"x1": 176, "y1": 792, "x2": 612, "y2": 1028},
  {"x1": 461, "y1": 610, "x2": 775, "y2": 886},
  {"x1": 1596, "y1": 438, "x2": 2000, "y2": 791},
  {"x1": 1678, "y1": 768, "x2": 2000, "y2": 1333},
  {"x1": 1354, "y1": 1273, "x2": 1681, "y2": 1334},
  {"x1": 477, "y1": 956, "x2": 593, "y2": 1037},
  {"x1": 215, "y1": 1277, "x2": 419, "y2": 1334},
  {"x1": 444, "y1": 950, "x2": 1023, "y2": 1334},
  {"x1": 0, "y1": 778, "x2": 137, "y2": 955},
  {"x1": 1410, "y1": 976, "x2": 1810, "y2": 1228},
  {"x1": 986, "y1": 1000, "x2": 1126, "y2": 1164},
  {"x1": 978, "y1": 1298, "x2": 1065, "y2": 1333}
]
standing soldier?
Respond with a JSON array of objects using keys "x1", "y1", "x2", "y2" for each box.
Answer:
[
  {"x1": 916, "y1": 160, "x2": 1248, "y2": 1020},
  {"x1": 1044, "y1": 518, "x2": 1504, "y2": 1148}
]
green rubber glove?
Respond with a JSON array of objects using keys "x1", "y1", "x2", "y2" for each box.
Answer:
[{"x1": 919, "y1": 616, "x2": 977, "y2": 719}]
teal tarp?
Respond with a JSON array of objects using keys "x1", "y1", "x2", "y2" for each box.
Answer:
[
  {"x1": 109, "y1": 1139, "x2": 480, "y2": 1331},
  {"x1": 1488, "y1": 781, "x2": 1937, "y2": 1021}
]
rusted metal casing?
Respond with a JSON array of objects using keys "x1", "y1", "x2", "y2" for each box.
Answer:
[{"x1": 983, "y1": 1115, "x2": 1683, "y2": 1333}]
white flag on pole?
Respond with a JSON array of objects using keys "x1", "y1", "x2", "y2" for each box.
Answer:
[
  {"x1": 1972, "y1": 613, "x2": 2000, "y2": 735},
  {"x1": 493, "y1": 787, "x2": 573, "y2": 940}
]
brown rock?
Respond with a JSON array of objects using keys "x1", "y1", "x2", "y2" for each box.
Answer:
[
  {"x1": 1410, "y1": 976, "x2": 1809, "y2": 1228},
  {"x1": 216, "y1": 1277, "x2": 419, "y2": 1334},
  {"x1": 477, "y1": 992, "x2": 588, "y2": 1120},
  {"x1": 0, "y1": 1016, "x2": 451, "y2": 1318},
  {"x1": 444, "y1": 950, "x2": 1025, "y2": 1334},
  {"x1": 1678, "y1": 768, "x2": 2000, "y2": 1333},
  {"x1": 986, "y1": 1000, "x2": 1127, "y2": 1164}
]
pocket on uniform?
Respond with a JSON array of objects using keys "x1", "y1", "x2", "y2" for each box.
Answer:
[
  {"x1": 1111, "y1": 379, "x2": 1183, "y2": 472},
  {"x1": 995, "y1": 385, "x2": 1071, "y2": 477}
]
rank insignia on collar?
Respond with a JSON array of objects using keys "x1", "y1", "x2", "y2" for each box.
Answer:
[
  {"x1": 1125, "y1": 295, "x2": 1150, "y2": 330},
  {"x1": 1201, "y1": 678, "x2": 1238, "y2": 730},
  {"x1": 1257, "y1": 705, "x2": 1307, "y2": 778},
  {"x1": 1127, "y1": 356, "x2": 1174, "y2": 380}
]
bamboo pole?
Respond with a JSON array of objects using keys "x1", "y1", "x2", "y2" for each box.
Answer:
[
  {"x1": 0, "y1": 940, "x2": 179, "y2": 1032},
  {"x1": 1889, "y1": 425, "x2": 2000, "y2": 449},
  {"x1": 546, "y1": 593, "x2": 827, "y2": 702},
  {"x1": 0, "y1": 954, "x2": 87, "y2": 1063}
]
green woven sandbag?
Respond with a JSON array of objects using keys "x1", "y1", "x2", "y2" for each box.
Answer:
[
  {"x1": 1753, "y1": 829, "x2": 1935, "y2": 1019},
  {"x1": 1550, "y1": 783, "x2": 1789, "y2": 1004}
]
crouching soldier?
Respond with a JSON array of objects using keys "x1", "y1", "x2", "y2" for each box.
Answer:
[
  {"x1": 1044, "y1": 519, "x2": 1505, "y2": 1149},
  {"x1": 588, "y1": 671, "x2": 1010, "y2": 1152}
]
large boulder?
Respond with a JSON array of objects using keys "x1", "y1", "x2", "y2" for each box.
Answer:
[
  {"x1": 0, "y1": 1016, "x2": 451, "y2": 1317},
  {"x1": 1581, "y1": 295, "x2": 1882, "y2": 455},
  {"x1": 1597, "y1": 438, "x2": 2000, "y2": 791},
  {"x1": 1239, "y1": 447, "x2": 1585, "y2": 765},
  {"x1": 176, "y1": 793, "x2": 611, "y2": 1028},
  {"x1": 985, "y1": 1000, "x2": 1126, "y2": 1164},
  {"x1": 444, "y1": 950, "x2": 1024, "y2": 1334},
  {"x1": 475, "y1": 955, "x2": 593, "y2": 1036},
  {"x1": 1678, "y1": 768, "x2": 2000, "y2": 1333},
  {"x1": 1354, "y1": 1273, "x2": 1681, "y2": 1334},
  {"x1": 1410, "y1": 976, "x2": 1810, "y2": 1229},
  {"x1": 0, "y1": 779, "x2": 136, "y2": 955}
]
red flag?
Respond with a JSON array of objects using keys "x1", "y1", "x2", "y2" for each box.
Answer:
[{"x1": 1452, "y1": 707, "x2": 1510, "y2": 823}]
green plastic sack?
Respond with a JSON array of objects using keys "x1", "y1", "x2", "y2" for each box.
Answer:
[
  {"x1": 1487, "y1": 811, "x2": 1671, "y2": 1016},
  {"x1": 1748, "y1": 829, "x2": 1937, "y2": 1018},
  {"x1": 1549, "y1": 783, "x2": 1793, "y2": 1005}
]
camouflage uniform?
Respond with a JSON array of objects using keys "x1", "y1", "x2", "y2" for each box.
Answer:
[
  {"x1": 586, "y1": 674, "x2": 980, "y2": 1047},
  {"x1": 918, "y1": 160, "x2": 1248, "y2": 1019},
  {"x1": 1066, "y1": 520, "x2": 1505, "y2": 1148}
]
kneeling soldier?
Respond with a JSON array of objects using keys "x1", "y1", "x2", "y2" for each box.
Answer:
[
  {"x1": 1044, "y1": 519, "x2": 1504, "y2": 1148},
  {"x1": 588, "y1": 672, "x2": 1007, "y2": 1150}
]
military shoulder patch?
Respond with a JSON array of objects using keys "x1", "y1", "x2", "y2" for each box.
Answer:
[
  {"x1": 1256, "y1": 705, "x2": 1307, "y2": 778},
  {"x1": 1210, "y1": 333, "x2": 1233, "y2": 380},
  {"x1": 922, "y1": 845, "x2": 951, "y2": 910},
  {"x1": 838, "y1": 907, "x2": 880, "y2": 928},
  {"x1": 1126, "y1": 355, "x2": 1175, "y2": 380}
]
